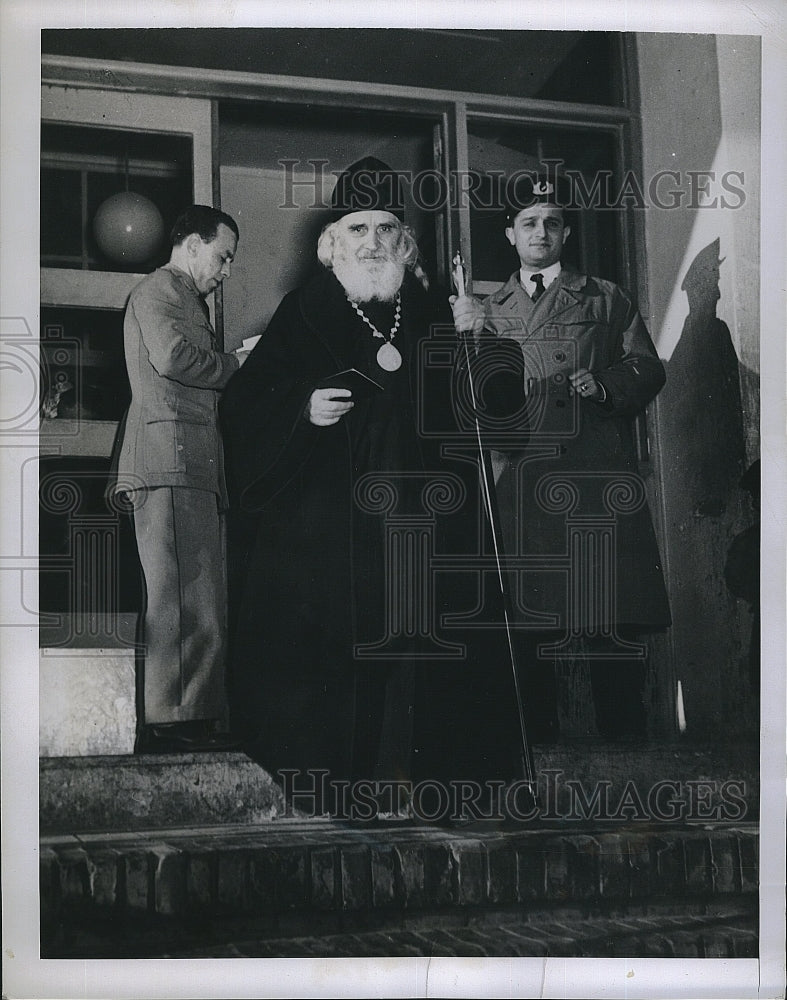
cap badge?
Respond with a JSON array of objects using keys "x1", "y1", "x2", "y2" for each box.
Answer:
[{"x1": 532, "y1": 180, "x2": 554, "y2": 196}]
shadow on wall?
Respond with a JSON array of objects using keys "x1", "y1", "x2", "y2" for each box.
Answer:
[
  {"x1": 668, "y1": 237, "x2": 748, "y2": 518},
  {"x1": 724, "y1": 460, "x2": 760, "y2": 696},
  {"x1": 657, "y1": 236, "x2": 760, "y2": 736}
]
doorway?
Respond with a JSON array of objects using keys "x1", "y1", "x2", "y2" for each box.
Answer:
[{"x1": 218, "y1": 102, "x2": 445, "y2": 351}]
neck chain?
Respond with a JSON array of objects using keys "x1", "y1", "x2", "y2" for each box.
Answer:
[
  {"x1": 348, "y1": 293, "x2": 401, "y2": 343},
  {"x1": 347, "y1": 292, "x2": 403, "y2": 372}
]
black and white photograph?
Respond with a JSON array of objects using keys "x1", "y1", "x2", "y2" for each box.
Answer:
[{"x1": 1, "y1": 2, "x2": 785, "y2": 998}]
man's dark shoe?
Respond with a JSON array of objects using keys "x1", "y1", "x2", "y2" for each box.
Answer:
[{"x1": 135, "y1": 720, "x2": 241, "y2": 754}]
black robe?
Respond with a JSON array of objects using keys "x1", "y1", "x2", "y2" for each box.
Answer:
[{"x1": 221, "y1": 269, "x2": 528, "y2": 794}]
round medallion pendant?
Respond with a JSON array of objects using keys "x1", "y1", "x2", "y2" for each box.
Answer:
[{"x1": 376, "y1": 342, "x2": 403, "y2": 372}]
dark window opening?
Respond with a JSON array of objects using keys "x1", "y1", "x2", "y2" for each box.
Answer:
[
  {"x1": 40, "y1": 306, "x2": 130, "y2": 423},
  {"x1": 41, "y1": 122, "x2": 193, "y2": 272},
  {"x1": 467, "y1": 120, "x2": 621, "y2": 286}
]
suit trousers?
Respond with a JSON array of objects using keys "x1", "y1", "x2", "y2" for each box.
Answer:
[{"x1": 131, "y1": 486, "x2": 228, "y2": 725}]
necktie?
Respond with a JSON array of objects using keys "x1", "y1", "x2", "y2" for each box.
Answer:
[{"x1": 530, "y1": 273, "x2": 545, "y2": 302}]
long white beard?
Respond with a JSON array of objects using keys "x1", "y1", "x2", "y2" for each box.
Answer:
[{"x1": 332, "y1": 253, "x2": 405, "y2": 304}]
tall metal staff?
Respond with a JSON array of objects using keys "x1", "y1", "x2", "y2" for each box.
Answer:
[{"x1": 451, "y1": 252, "x2": 539, "y2": 805}]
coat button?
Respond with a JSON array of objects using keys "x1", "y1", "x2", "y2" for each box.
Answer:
[{"x1": 553, "y1": 350, "x2": 566, "y2": 362}]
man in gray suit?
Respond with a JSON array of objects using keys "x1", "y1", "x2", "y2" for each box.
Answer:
[{"x1": 114, "y1": 205, "x2": 248, "y2": 753}]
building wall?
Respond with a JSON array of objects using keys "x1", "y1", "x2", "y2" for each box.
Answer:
[{"x1": 637, "y1": 33, "x2": 760, "y2": 738}]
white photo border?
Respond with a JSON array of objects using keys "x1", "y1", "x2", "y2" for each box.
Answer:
[{"x1": 1, "y1": 2, "x2": 784, "y2": 998}]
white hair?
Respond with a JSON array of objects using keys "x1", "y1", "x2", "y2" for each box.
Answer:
[{"x1": 317, "y1": 219, "x2": 429, "y2": 290}]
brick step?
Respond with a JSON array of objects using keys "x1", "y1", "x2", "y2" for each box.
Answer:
[
  {"x1": 160, "y1": 907, "x2": 759, "y2": 959},
  {"x1": 41, "y1": 818, "x2": 759, "y2": 958}
]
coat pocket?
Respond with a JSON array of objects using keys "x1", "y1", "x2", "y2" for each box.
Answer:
[
  {"x1": 178, "y1": 420, "x2": 215, "y2": 476},
  {"x1": 143, "y1": 418, "x2": 214, "y2": 475},
  {"x1": 143, "y1": 419, "x2": 180, "y2": 473}
]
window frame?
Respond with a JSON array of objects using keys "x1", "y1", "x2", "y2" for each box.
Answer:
[
  {"x1": 42, "y1": 52, "x2": 642, "y2": 305},
  {"x1": 40, "y1": 84, "x2": 214, "y2": 311},
  {"x1": 40, "y1": 50, "x2": 648, "y2": 460}
]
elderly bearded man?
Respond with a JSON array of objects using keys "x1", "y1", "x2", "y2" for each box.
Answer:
[{"x1": 221, "y1": 158, "x2": 526, "y2": 811}]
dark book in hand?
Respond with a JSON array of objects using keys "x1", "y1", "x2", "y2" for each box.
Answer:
[{"x1": 317, "y1": 368, "x2": 384, "y2": 399}]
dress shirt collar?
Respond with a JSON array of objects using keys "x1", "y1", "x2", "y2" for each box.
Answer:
[{"x1": 519, "y1": 261, "x2": 562, "y2": 296}]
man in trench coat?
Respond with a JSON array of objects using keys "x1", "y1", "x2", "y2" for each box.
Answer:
[{"x1": 451, "y1": 173, "x2": 671, "y2": 741}]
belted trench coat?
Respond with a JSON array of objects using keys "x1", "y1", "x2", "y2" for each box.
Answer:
[{"x1": 483, "y1": 268, "x2": 671, "y2": 631}]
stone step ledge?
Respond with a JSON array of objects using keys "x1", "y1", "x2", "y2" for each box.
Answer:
[{"x1": 40, "y1": 741, "x2": 759, "y2": 834}]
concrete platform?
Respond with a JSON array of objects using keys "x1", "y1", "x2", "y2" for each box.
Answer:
[
  {"x1": 40, "y1": 646, "x2": 136, "y2": 757},
  {"x1": 40, "y1": 752, "x2": 288, "y2": 832},
  {"x1": 40, "y1": 741, "x2": 759, "y2": 833}
]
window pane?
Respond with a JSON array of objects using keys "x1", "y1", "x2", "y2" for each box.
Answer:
[
  {"x1": 41, "y1": 122, "x2": 193, "y2": 272},
  {"x1": 467, "y1": 120, "x2": 621, "y2": 286},
  {"x1": 41, "y1": 306, "x2": 129, "y2": 421},
  {"x1": 41, "y1": 167, "x2": 83, "y2": 261}
]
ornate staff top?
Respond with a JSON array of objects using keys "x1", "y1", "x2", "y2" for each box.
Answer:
[{"x1": 451, "y1": 251, "x2": 467, "y2": 298}]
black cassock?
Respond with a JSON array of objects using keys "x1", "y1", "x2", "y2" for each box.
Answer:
[{"x1": 221, "y1": 268, "x2": 526, "y2": 799}]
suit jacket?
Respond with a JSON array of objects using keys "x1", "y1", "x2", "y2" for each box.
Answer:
[
  {"x1": 115, "y1": 265, "x2": 239, "y2": 504},
  {"x1": 483, "y1": 267, "x2": 671, "y2": 629}
]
